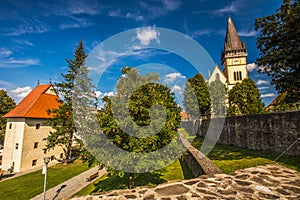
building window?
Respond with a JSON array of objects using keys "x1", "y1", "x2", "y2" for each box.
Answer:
[
  {"x1": 234, "y1": 71, "x2": 242, "y2": 81},
  {"x1": 216, "y1": 73, "x2": 220, "y2": 81},
  {"x1": 15, "y1": 143, "x2": 19, "y2": 149},
  {"x1": 36, "y1": 124, "x2": 41, "y2": 129},
  {"x1": 32, "y1": 159, "x2": 37, "y2": 166},
  {"x1": 34, "y1": 142, "x2": 39, "y2": 149},
  {"x1": 51, "y1": 155, "x2": 55, "y2": 161},
  {"x1": 60, "y1": 153, "x2": 63, "y2": 159},
  {"x1": 9, "y1": 123, "x2": 12, "y2": 129}
]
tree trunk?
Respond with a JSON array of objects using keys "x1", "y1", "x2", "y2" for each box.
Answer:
[
  {"x1": 66, "y1": 132, "x2": 74, "y2": 162},
  {"x1": 129, "y1": 173, "x2": 134, "y2": 189}
]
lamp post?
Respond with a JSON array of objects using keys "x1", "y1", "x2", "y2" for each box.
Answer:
[{"x1": 43, "y1": 157, "x2": 50, "y2": 200}]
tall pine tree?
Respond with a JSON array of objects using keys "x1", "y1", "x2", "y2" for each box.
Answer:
[{"x1": 45, "y1": 40, "x2": 97, "y2": 163}]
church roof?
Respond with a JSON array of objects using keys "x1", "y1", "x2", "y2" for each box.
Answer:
[
  {"x1": 3, "y1": 84, "x2": 60, "y2": 118},
  {"x1": 224, "y1": 16, "x2": 246, "y2": 51}
]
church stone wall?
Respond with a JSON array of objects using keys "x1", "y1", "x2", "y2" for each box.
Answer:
[{"x1": 189, "y1": 111, "x2": 300, "y2": 157}]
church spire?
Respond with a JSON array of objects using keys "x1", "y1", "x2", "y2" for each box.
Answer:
[{"x1": 224, "y1": 16, "x2": 246, "y2": 51}]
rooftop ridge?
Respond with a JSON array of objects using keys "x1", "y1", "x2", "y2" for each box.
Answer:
[{"x1": 3, "y1": 84, "x2": 57, "y2": 118}]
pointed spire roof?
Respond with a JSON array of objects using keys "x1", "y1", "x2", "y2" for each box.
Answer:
[
  {"x1": 224, "y1": 16, "x2": 245, "y2": 51},
  {"x1": 3, "y1": 84, "x2": 60, "y2": 118}
]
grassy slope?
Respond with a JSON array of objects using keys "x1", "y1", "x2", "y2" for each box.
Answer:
[
  {"x1": 192, "y1": 136, "x2": 300, "y2": 174},
  {"x1": 74, "y1": 158, "x2": 193, "y2": 196},
  {"x1": 0, "y1": 160, "x2": 89, "y2": 200}
]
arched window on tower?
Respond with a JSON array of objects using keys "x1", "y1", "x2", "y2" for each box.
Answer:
[
  {"x1": 216, "y1": 73, "x2": 220, "y2": 81},
  {"x1": 234, "y1": 71, "x2": 242, "y2": 81}
]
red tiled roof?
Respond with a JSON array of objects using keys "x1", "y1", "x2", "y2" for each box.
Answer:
[
  {"x1": 3, "y1": 84, "x2": 60, "y2": 118},
  {"x1": 180, "y1": 111, "x2": 189, "y2": 119}
]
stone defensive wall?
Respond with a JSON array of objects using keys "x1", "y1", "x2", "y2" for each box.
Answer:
[{"x1": 189, "y1": 111, "x2": 300, "y2": 157}]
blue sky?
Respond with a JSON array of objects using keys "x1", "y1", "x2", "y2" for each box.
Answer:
[{"x1": 0, "y1": 0, "x2": 282, "y2": 106}]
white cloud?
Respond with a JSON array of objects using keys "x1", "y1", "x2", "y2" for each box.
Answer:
[
  {"x1": 247, "y1": 63, "x2": 257, "y2": 72},
  {"x1": 171, "y1": 85, "x2": 183, "y2": 94},
  {"x1": 0, "y1": 58, "x2": 40, "y2": 68},
  {"x1": 213, "y1": 3, "x2": 238, "y2": 16},
  {"x1": 59, "y1": 16, "x2": 92, "y2": 30},
  {"x1": 95, "y1": 90, "x2": 114, "y2": 99},
  {"x1": 164, "y1": 73, "x2": 186, "y2": 83},
  {"x1": 258, "y1": 86, "x2": 269, "y2": 90},
  {"x1": 136, "y1": 27, "x2": 160, "y2": 46},
  {"x1": 191, "y1": 29, "x2": 211, "y2": 38},
  {"x1": 0, "y1": 48, "x2": 13, "y2": 58},
  {"x1": 162, "y1": 0, "x2": 181, "y2": 11},
  {"x1": 2, "y1": 19, "x2": 50, "y2": 36},
  {"x1": 139, "y1": 0, "x2": 181, "y2": 19},
  {"x1": 14, "y1": 39, "x2": 34, "y2": 46},
  {"x1": 257, "y1": 80, "x2": 270, "y2": 85},
  {"x1": 108, "y1": 9, "x2": 121, "y2": 17},
  {"x1": 95, "y1": 91, "x2": 102, "y2": 98},
  {"x1": 239, "y1": 30, "x2": 257, "y2": 37},
  {"x1": 8, "y1": 86, "x2": 32, "y2": 103},
  {"x1": 261, "y1": 93, "x2": 276, "y2": 98}
]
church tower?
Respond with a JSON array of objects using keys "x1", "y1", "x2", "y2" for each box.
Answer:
[{"x1": 221, "y1": 16, "x2": 248, "y2": 90}]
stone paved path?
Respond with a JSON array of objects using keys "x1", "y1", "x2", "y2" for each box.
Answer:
[
  {"x1": 71, "y1": 164, "x2": 300, "y2": 200},
  {"x1": 31, "y1": 167, "x2": 106, "y2": 200}
]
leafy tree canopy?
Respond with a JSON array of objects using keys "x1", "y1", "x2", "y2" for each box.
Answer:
[
  {"x1": 227, "y1": 78, "x2": 265, "y2": 116},
  {"x1": 183, "y1": 73, "x2": 211, "y2": 118},
  {"x1": 0, "y1": 90, "x2": 15, "y2": 145},
  {"x1": 208, "y1": 80, "x2": 227, "y2": 116},
  {"x1": 94, "y1": 67, "x2": 182, "y2": 188},
  {"x1": 255, "y1": 0, "x2": 300, "y2": 103}
]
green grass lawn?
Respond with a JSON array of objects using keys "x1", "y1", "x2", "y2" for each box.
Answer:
[
  {"x1": 192, "y1": 136, "x2": 300, "y2": 174},
  {"x1": 74, "y1": 158, "x2": 193, "y2": 197},
  {"x1": 0, "y1": 160, "x2": 90, "y2": 200}
]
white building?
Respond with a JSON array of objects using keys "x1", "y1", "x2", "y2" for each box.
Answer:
[{"x1": 2, "y1": 84, "x2": 63, "y2": 172}]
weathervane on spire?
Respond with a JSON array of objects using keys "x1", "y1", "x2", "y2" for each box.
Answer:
[
  {"x1": 37, "y1": 80, "x2": 40, "y2": 85},
  {"x1": 228, "y1": 0, "x2": 232, "y2": 17},
  {"x1": 50, "y1": 78, "x2": 52, "y2": 84}
]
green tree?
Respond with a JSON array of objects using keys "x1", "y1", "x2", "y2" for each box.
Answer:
[
  {"x1": 0, "y1": 90, "x2": 16, "y2": 146},
  {"x1": 183, "y1": 73, "x2": 211, "y2": 119},
  {"x1": 209, "y1": 80, "x2": 227, "y2": 116},
  {"x1": 97, "y1": 67, "x2": 181, "y2": 188},
  {"x1": 227, "y1": 78, "x2": 265, "y2": 116},
  {"x1": 255, "y1": 0, "x2": 300, "y2": 103},
  {"x1": 45, "y1": 40, "x2": 97, "y2": 163}
]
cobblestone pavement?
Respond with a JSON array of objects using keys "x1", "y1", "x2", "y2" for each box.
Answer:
[
  {"x1": 71, "y1": 164, "x2": 300, "y2": 200},
  {"x1": 31, "y1": 167, "x2": 106, "y2": 200}
]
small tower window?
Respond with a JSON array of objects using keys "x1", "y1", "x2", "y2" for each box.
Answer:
[
  {"x1": 36, "y1": 124, "x2": 40, "y2": 129},
  {"x1": 216, "y1": 73, "x2": 220, "y2": 81},
  {"x1": 9, "y1": 123, "x2": 12, "y2": 129},
  {"x1": 34, "y1": 142, "x2": 39, "y2": 149},
  {"x1": 15, "y1": 143, "x2": 19, "y2": 149},
  {"x1": 32, "y1": 159, "x2": 37, "y2": 166},
  {"x1": 234, "y1": 71, "x2": 242, "y2": 81}
]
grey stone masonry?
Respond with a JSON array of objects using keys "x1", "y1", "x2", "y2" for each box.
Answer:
[{"x1": 71, "y1": 164, "x2": 300, "y2": 200}]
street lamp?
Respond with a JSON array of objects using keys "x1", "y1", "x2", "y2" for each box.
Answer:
[{"x1": 43, "y1": 157, "x2": 51, "y2": 200}]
